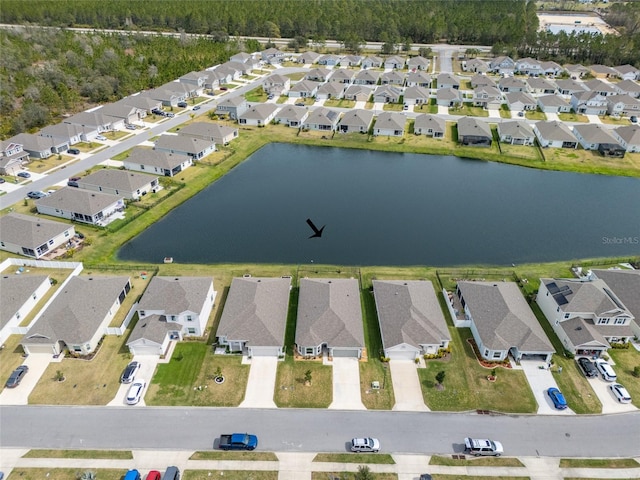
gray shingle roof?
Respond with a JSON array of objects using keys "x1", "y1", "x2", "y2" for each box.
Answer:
[
  {"x1": 296, "y1": 278, "x2": 364, "y2": 348},
  {"x1": 238, "y1": 103, "x2": 278, "y2": 121},
  {"x1": 541, "y1": 278, "x2": 632, "y2": 317},
  {"x1": 318, "y1": 82, "x2": 345, "y2": 96},
  {"x1": 339, "y1": 109, "x2": 375, "y2": 129},
  {"x1": 155, "y1": 134, "x2": 215, "y2": 154},
  {"x1": 614, "y1": 125, "x2": 640, "y2": 145},
  {"x1": 537, "y1": 94, "x2": 570, "y2": 107},
  {"x1": 217, "y1": 277, "x2": 291, "y2": 346},
  {"x1": 0, "y1": 275, "x2": 49, "y2": 329},
  {"x1": 375, "y1": 112, "x2": 406, "y2": 131},
  {"x1": 178, "y1": 122, "x2": 238, "y2": 143},
  {"x1": 457, "y1": 281, "x2": 554, "y2": 353},
  {"x1": 457, "y1": 117, "x2": 491, "y2": 138},
  {"x1": 77, "y1": 169, "x2": 157, "y2": 193},
  {"x1": 138, "y1": 276, "x2": 213, "y2": 315},
  {"x1": 498, "y1": 120, "x2": 534, "y2": 139},
  {"x1": 573, "y1": 124, "x2": 618, "y2": 144},
  {"x1": 275, "y1": 105, "x2": 308, "y2": 122},
  {"x1": 290, "y1": 80, "x2": 318, "y2": 93},
  {"x1": 0, "y1": 213, "x2": 73, "y2": 250},
  {"x1": 414, "y1": 114, "x2": 445, "y2": 133},
  {"x1": 127, "y1": 313, "x2": 175, "y2": 345},
  {"x1": 36, "y1": 187, "x2": 123, "y2": 216},
  {"x1": 125, "y1": 147, "x2": 191, "y2": 170},
  {"x1": 535, "y1": 121, "x2": 577, "y2": 142},
  {"x1": 23, "y1": 276, "x2": 130, "y2": 346},
  {"x1": 559, "y1": 317, "x2": 608, "y2": 348},
  {"x1": 373, "y1": 280, "x2": 450, "y2": 350}
]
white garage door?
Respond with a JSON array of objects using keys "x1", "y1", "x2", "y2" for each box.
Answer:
[
  {"x1": 250, "y1": 346, "x2": 281, "y2": 357},
  {"x1": 130, "y1": 344, "x2": 163, "y2": 355},
  {"x1": 23, "y1": 344, "x2": 56, "y2": 355},
  {"x1": 332, "y1": 348, "x2": 360, "y2": 358},
  {"x1": 386, "y1": 349, "x2": 417, "y2": 360}
]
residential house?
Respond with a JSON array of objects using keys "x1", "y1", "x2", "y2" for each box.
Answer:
[
  {"x1": 337, "y1": 109, "x2": 374, "y2": 133},
  {"x1": 274, "y1": 105, "x2": 309, "y2": 128},
  {"x1": 149, "y1": 84, "x2": 189, "y2": 106},
  {"x1": 98, "y1": 103, "x2": 147, "y2": 124},
  {"x1": 489, "y1": 56, "x2": 515, "y2": 75},
  {"x1": 306, "y1": 68, "x2": 332, "y2": 82},
  {"x1": 437, "y1": 73, "x2": 460, "y2": 89},
  {"x1": 505, "y1": 91, "x2": 537, "y2": 111},
  {"x1": 21, "y1": 276, "x2": 131, "y2": 356},
  {"x1": 534, "y1": 121, "x2": 578, "y2": 148},
  {"x1": 414, "y1": 114, "x2": 445, "y2": 138},
  {"x1": 339, "y1": 55, "x2": 362, "y2": 67},
  {"x1": 384, "y1": 55, "x2": 405, "y2": 70},
  {"x1": 178, "y1": 122, "x2": 239, "y2": 146},
  {"x1": 216, "y1": 277, "x2": 291, "y2": 357},
  {"x1": 373, "y1": 112, "x2": 406, "y2": 137},
  {"x1": 361, "y1": 55, "x2": 383, "y2": 69},
  {"x1": 606, "y1": 94, "x2": 640, "y2": 116},
  {"x1": 380, "y1": 70, "x2": 405, "y2": 86},
  {"x1": 0, "y1": 140, "x2": 30, "y2": 176},
  {"x1": 472, "y1": 86, "x2": 502, "y2": 109},
  {"x1": 344, "y1": 85, "x2": 373, "y2": 102},
  {"x1": 263, "y1": 74, "x2": 291, "y2": 96},
  {"x1": 123, "y1": 147, "x2": 192, "y2": 177},
  {"x1": 261, "y1": 47, "x2": 286, "y2": 64},
  {"x1": 302, "y1": 107, "x2": 340, "y2": 131},
  {"x1": 39, "y1": 123, "x2": 85, "y2": 148},
  {"x1": 373, "y1": 280, "x2": 450, "y2": 360},
  {"x1": 230, "y1": 52, "x2": 261, "y2": 70},
  {"x1": 571, "y1": 91, "x2": 608, "y2": 115},
  {"x1": 583, "y1": 79, "x2": 617, "y2": 97},
  {"x1": 36, "y1": 187, "x2": 125, "y2": 225},
  {"x1": 317, "y1": 54, "x2": 341, "y2": 66},
  {"x1": 127, "y1": 276, "x2": 216, "y2": 355},
  {"x1": 238, "y1": 103, "x2": 279, "y2": 126},
  {"x1": 436, "y1": 88, "x2": 462, "y2": 107},
  {"x1": 572, "y1": 124, "x2": 625, "y2": 157},
  {"x1": 75, "y1": 169, "x2": 159, "y2": 200},
  {"x1": 470, "y1": 74, "x2": 497, "y2": 89},
  {"x1": 407, "y1": 55, "x2": 430, "y2": 71},
  {"x1": 556, "y1": 79, "x2": 586, "y2": 96},
  {"x1": 537, "y1": 94, "x2": 571, "y2": 113},
  {"x1": 215, "y1": 96, "x2": 249, "y2": 120},
  {"x1": 515, "y1": 58, "x2": 543, "y2": 76},
  {"x1": 464, "y1": 58, "x2": 490, "y2": 73},
  {"x1": 121, "y1": 93, "x2": 163, "y2": 115},
  {"x1": 613, "y1": 65, "x2": 640, "y2": 81},
  {"x1": 498, "y1": 76, "x2": 527, "y2": 93},
  {"x1": 354, "y1": 70, "x2": 381, "y2": 86},
  {"x1": 526, "y1": 77, "x2": 557, "y2": 95},
  {"x1": 155, "y1": 134, "x2": 216, "y2": 160},
  {"x1": 209, "y1": 68, "x2": 233, "y2": 86},
  {"x1": 10, "y1": 133, "x2": 62, "y2": 158},
  {"x1": 316, "y1": 81, "x2": 345, "y2": 100},
  {"x1": 498, "y1": 120, "x2": 535, "y2": 145},
  {"x1": 454, "y1": 281, "x2": 554, "y2": 362},
  {"x1": 540, "y1": 61, "x2": 564, "y2": 77},
  {"x1": 457, "y1": 117, "x2": 492, "y2": 146},
  {"x1": 537, "y1": 278, "x2": 635, "y2": 356},
  {"x1": 613, "y1": 79, "x2": 640, "y2": 99},
  {"x1": 406, "y1": 71, "x2": 432, "y2": 88},
  {"x1": 225, "y1": 60, "x2": 252, "y2": 76},
  {"x1": 330, "y1": 68, "x2": 356, "y2": 84},
  {"x1": 289, "y1": 80, "x2": 319, "y2": 98},
  {"x1": 295, "y1": 278, "x2": 364, "y2": 358},
  {"x1": 0, "y1": 274, "x2": 51, "y2": 346},
  {"x1": 564, "y1": 64, "x2": 589, "y2": 79},
  {"x1": 298, "y1": 51, "x2": 321, "y2": 64},
  {"x1": 0, "y1": 213, "x2": 75, "y2": 259},
  {"x1": 373, "y1": 85, "x2": 402, "y2": 104},
  {"x1": 403, "y1": 86, "x2": 430, "y2": 106},
  {"x1": 589, "y1": 64, "x2": 618, "y2": 79},
  {"x1": 64, "y1": 111, "x2": 119, "y2": 133},
  {"x1": 612, "y1": 125, "x2": 640, "y2": 152},
  {"x1": 592, "y1": 269, "x2": 640, "y2": 338}
]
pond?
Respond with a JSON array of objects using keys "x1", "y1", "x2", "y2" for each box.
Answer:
[{"x1": 118, "y1": 143, "x2": 640, "y2": 266}]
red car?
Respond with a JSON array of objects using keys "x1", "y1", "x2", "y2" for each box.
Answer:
[{"x1": 145, "y1": 471, "x2": 161, "y2": 480}]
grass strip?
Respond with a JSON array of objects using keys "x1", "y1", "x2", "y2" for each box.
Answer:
[
  {"x1": 22, "y1": 449, "x2": 133, "y2": 459},
  {"x1": 311, "y1": 474, "x2": 397, "y2": 480},
  {"x1": 184, "y1": 472, "x2": 278, "y2": 480},
  {"x1": 559, "y1": 458, "x2": 639, "y2": 468},
  {"x1": 8, "y1": 468, "x2": 126, "y2": 480},
  {"x1": 189, "y1": 451, "x2": 278, "y2": 461},
  {"x1": 429, "y1": 455, "x2": 524, "y2": 466},
  {"x1": 312, "y1": 453, "x2": 396, "y2": 464}
]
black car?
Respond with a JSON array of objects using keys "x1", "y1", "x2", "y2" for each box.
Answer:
[
  {"x1": 6, "y1": 365, "x2": 29, "y2": 388},
  {"x1": 577, "y1": 357, "x2": 598, "y2": 378},
  {"x1": 120, "y1": 361, "x2": 140, "y2": 384},
  {"x1": 67, "y1": 148, "x2": 80, "y2": 154}
]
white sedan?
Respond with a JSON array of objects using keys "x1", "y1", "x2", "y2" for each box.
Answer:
[
  {"x1": 126, "y1": 379, "x2": 146, "y2": 405},
  {"x1": 609, "y1": 383, "x2": 632, "y2": 404}
]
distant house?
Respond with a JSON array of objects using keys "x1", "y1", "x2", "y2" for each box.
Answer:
[
  {"x1": 288, "y1": 80, "x2": 319, "y2": 98},
  {"x1": 0, "y1": 213, "x2": 75, "y2": 259},
  {"x1": 464, "y1": 58, "x2": 490, "y2": 74},
  {"x1": 592, "y1": 269, "x2": 640, "y2": 338},
  {"x1": 613, "y1": 79, "x2": 640, "y2": 99},
  {"x1": 564, "y1": 64, "x2": 589, "y2": 79},
  {"x1": 515, "y1": 57, "x2": 543, "y2": 76},
  {"x1": 338, "y1": 109, "x2": 375, "y2": 134},
  {"x1": 316, "y1": 81, "x2": 345, "y2": 100},
  {"x1": 505, "y1": 91, "x2": 537, "y2": 112},
  {"x1": 263, "y1": 74, "x2": 291, "y2": 95},
  {"x1": 414, "y1": 114, "x2": 445, "y2": 138},
  {"x1": 472, "y1": 86, "x2": 502, "y2": 109},
  {"x1": 238, "y1": 103, "x2": 279, "y2": 126},
  {"x1": 298, "y1": 51, "x2": 322, "y2": 64},
  {"x1": 572, "y1": 124, "x2": 625, "y2": 157},
  {"x1": 589, "y1": 64, "x2": 618, "y2": 79},
  {"x1": 361, "y1": 55, "x2": 383, "y2": 69},
  {"x1": 178, "y1": 122, "x2": 239, "y2": 146},
  {"x1": 534, "y1": 121, "x2": 578, "y2": 148},
  {"x1": 583, "y1": 79, "x2": 617, "y2": 97},
  {"x1": 540, "y1": 61, "x2": 563, "y2": 77},
  {"x1": 0, "y1": 274, "x2": 51, "y2": 346},
  {"x1": 216, "y1": 277, "x2": 291, "y2": 357},
  {"x1": 36, "y1": 187, "x2": 125, "y2": 226},
  {"x1": 340, "y1": 55, "x2": 362, "y2": 67},
  {"x1": 470, "y1": 74, "x2": 497, "y2": 89},
  {"x1": 457, "y1": 117, "x2": 492, "y2": 147},
  {"x1": 154, "y1": 134, "x2": 216, "y2": 160},
  {"x1": 64, "y1": 111, "x2": 119, "y2": 133},
  {"x1": 215, "y1": 96, "x2": 249, "y2": 120},
  {"x1": 329, "y1": 68, "x2": 356, "y2": 84},
  {"x1": 489, "y1": 56, "x2": 515, "y2": 75},
  {"x1": 123, "y1": 147, "x2": 193, "y2": 177},
  {"x1": 373, "y1": 112, "x2": 406, "y2": 137},
  {"x1": 612, "y1": 125, "x2": 640, "y2": 152},
  {"x1": 230, "y1": 52, "x2": 261, "y2": 70},
  {"x1": 10, "y1": 133, "x2": 60, "y2": 159},
  {"x1": 318, "y1": 54, "x2": 342, "y2": 66},
  {"x1": 98, "y1": 103, "x2": 147, "y2": 124},
  {"x1": 344, "y1": 85, "x2": 373, "y2": 102},
  {"x1": 22, "y1": 276, "x2": 131, "y2": 356},
  {"x1": 406, "y1": 71, "x2": 432, "y2": 88},
  {"x1": 127, "y1": 276, "x2": 216, "y2": 355},
  {"x1": 122, "y1": 93, "x2": 163, "y2": 115},
  {"x1": 39, "y1": 123, "x2": 85, "y2": 148},
  {"x1": 75, "y1": 169, "x2": 159, "y2": 200},
  {"x1": 454, "y1": 281, "x2": 554, "y2": 362},
  {"x1": 437, "y1": 73, "x2": 460, "y2": 90},
  {"x1": 556, "y1": 79, "x2": 586, "y2": 97},
  {"x1": 302, "y1": 107, "x2": 340, "y2": 131},
  {"x1": 274, "y1": 105, "x2": 309, "y2": 128},
  {"x1": 372, "y1": 85, "x2": 402, "y2": 104},
  {"x1": 295, "y1": 278, "x2": 365, "y2": 358},
  {"x1": 498, "y1": 121, "x2": 535, "y2": 146},
  {"x1": 407, "y1": 55, "x2": 430, "y2": 71},
  {"x1": 537, "y1": 278, "x2": 634, "y2": 356},
  {"x1": 0, "y1": 139, "x2": 30, "y2": 176},
  {"x1": 403, "y1": 86, "x2": 430, "y2": 106},
  {"x1": 373, "y1": 280, "x2": 450, "y2": 360},
  {"x1": 148, "y1": 85, "x2": 189, "y2": 107},
  {"x1": 613, "y1": 64, "x2": 640, "y2": 81},
  {"x1": 384, "y1": 55, "x2": 405, "y2": 70},
  {"x1": 380, "y1": 70, "x2": 405, "y2": 86},
  {"x1": 436, "y1": 88, "x2": 462, "y2": 107},
  {"x1": 354, "y1": 70, "x2": 381, "y2": 86},
  {"x1": 526, "y1": 77, "x2": 557, "y2": 95},
  {"x1": 306, "y1": 68, "x2": 332, "y2": 82},
  {"x1": 537, "y1": 94, "x2": 571, "y2": 114},
  {"x1": 261, "y1": 48, "x2": 286, "y2": 64},
  {"x1": 498, "y1": 77, "x2": 527, "y2": 93}
]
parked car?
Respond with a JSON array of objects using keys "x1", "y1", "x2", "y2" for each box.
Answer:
[
  {"x1": 595, "y1": 359, "x2": 617, "y2": 382},
  {"x1": 631, "y1": 115, "x2": 637, "y2": 123},
  {"x1": 124, "y1": 470, "x2": 141, "y2": 480},
  {"x1": 162, "y1": 466, "x2": 180, "y2": 480},
  {"x1": 27, "y1": 191, "x2": 47, "y2": 199},
  {"x1": 609, "y1": 383, "x2": 632, "y2": 403},
  {"x1": 295, "y1": 102, "x2": 306, "y2": 107},
  {"x1": 0, "y1": 178, "x2": 6, "y2": 183},
  {"x1": 220, "y1": 87, "x2": 228, "y2": 91},
  {"x1": 95, "y1": 135, "x2": 108, "y2": 141},
  {"x1": 464, "y1": 437, "x2": 503, "y2": 456},
  {"x1": 120, "y1": 361, "x2": 140, "y2": 384},
  {"x1": 547, "y1": 387, "x2": 568, "y2": 410},
  {"x1": 17, "y1": 171, "x2": 31, "y2": 178},
  {"x1": 518, "y1": 111, "x2": 524, "y2": 117},
  {"x1": 5, "y1": 365, "x2": 29, "y2": 388},
  {"x1": 126, "y1": 379, "x2": 146, "y2": 405},
  {"x1": 419, "y1": 475, "x2": 432, "y2": 480},
  {"x1": 67, "y1": 176, "x2": 81, "y2": 187},
  {"x1": 193, "y1": 105, "x2": 201, "y2": 111},
  {"x1": 218, "y1": 433, "x2": 258, "y2": 451},
  {"x1": 177, "y1": 101, "x2": 188, "y2": 108},
  {"x1": 350, "y1": 437, "x2": 380, "y2": 453},
  {"x1": 267, "y1": 94, "x2": 274, "y2": 100},
  {"x1": 577, "y1": 357, "x2": 598, "y2": 378},
  {"x1": 67, "y1": 148, "x2": 80, "y2": 154},
  {"x1": 145, "y1": 472, "x2": 161, "y2": 480},
  {"x1": 403, "y1": 104, "x2": 409, "y2": 110},
  {"x1": 125, "y1": 124, "x2": 137, "y2": 130},
  {"x1": 166, "y1": 113, "x2": 175, "y2": 118}
]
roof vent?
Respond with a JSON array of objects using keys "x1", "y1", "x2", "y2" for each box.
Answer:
[
  {"x1": 36, "y1": 223, "x2": 41, "y2": 227},
  {"x1": 576, "y1": 326, "x2": 582, "y2": 331}
]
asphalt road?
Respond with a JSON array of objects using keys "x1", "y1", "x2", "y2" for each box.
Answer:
[{"x1": 2, "y1": 405, "x2": 639, "y2": 457}]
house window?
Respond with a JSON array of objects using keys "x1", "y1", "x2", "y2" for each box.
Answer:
[
  {"x1": 556, "y1": 306, "x2": 560, "y2": 312},
  {"x1": 484, "y1": 349, "x2": 489, "y2": 357},
  {"x1": 187, "y1": 328, "x2": 196, "y2": 335},
  {"x1": 598, "y1": 318, "x2": 610, "y2": 325},
  {"x1": 171, "y1": 316, "x2": 177, "y2": 321},
  {"x1": 493, "y1": 351, "x2": 502, "y2": 359},
  {"x1": 0, "y1": 242, "x2": 4, "y2": 247},
  {"x1": 73, "y1": 346, "x2": 82, "y2": 352},
  {"x1": 187, "y1": 315, "x2": 193, "y2": 322},
  {"x1": 49, "y1": 240, "x2": 54, "y2": 245},
  {"x1": 139, "y1": 310, "x2": 145, "y2": 317},
  {"x1": 564, "y1": 313, "x2": 570, "y2": 319},
  {"x1": 614, "y1": 318, "x2": 626, "y2": 325},
  {"x1": 306, "y1": 347, "x2": 314, "y2": 355},
  {"x1": 64, "y1": 231, "x2": 70, "y2": 237}
]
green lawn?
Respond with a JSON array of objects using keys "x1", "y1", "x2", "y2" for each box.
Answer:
[
  {"x1": 7, "y1": 469, "x2": 126, "y2": 480},
  {"x1": 382, "y1": 103, "x2": 404, "y2": 111},
  {"x1": 324, "y1": 98, "x2": 356, "y2": 109},
  {"x1": 559, "y1": 458, "x2": 639, "y2": 468},
  {"x1": 190, "y1": 451, "x2": 278, "y2": 461},
  {"x1": 429, "y1": 455, "x2": 524, "y2": 466},
  {"x1": 448, "y1": 104, "x2": 489, "y2": 117},
  {"x1": 312, "y1": 474, "x2": 397, "y2": 480},
  {"x1": 184, "y1": 472, "x2": 278, "y2": 480},
  {"x1": 558, "y1": 112, "x2": 589, "y2": 123},
  {"x1": 274, "y1": 356, "x2": 333, "y2": 408},
  {"x1": 525, "y1": 110, "x2": 546, "y2": 121},
  {"x1": 22, "y1": 450, "x2": 132, "y2": 459},
  {"x1": 245, "y1": 86, "x2": 268, "y2": 103},
  {"x1": 608, "y1": 347, "x2": 640, "y2": 408},
  {"x1": 313, "y1": 453, "x2": 396, "y2": 464}
]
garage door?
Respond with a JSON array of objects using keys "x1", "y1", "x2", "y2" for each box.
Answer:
[
  {"x1": 332, "y1": 348, "x2": 360, "y2": 358},
  {"x1": 386, "y1": 349, "x2": 417, "y2": 360},
  {"x1": 130, "y1": 344, "x2": 163, "y2": 355},
  {"x1": 23, "y1": 344, "x2": 55, "y2": 355},
  {"x1": 250, "y1": 346, "x2": 281, "y2": 357}
]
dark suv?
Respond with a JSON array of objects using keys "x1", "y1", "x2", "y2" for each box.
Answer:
[
  {"x1": 577, "y1": 357, "x2": 598, "y2": 378},
  {"x1": 120, "y1": 361, "x2": 140, "y2": 384}
]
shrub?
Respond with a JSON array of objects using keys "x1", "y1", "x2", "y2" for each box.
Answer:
[
  {"x1": 633, "y1": 366, "x2": 640, "y2": 378},
  {"x1": 610, "y1": 342, "x2": 630, "y2": 349},
  {"x1": 564, "y1": 350, "x2": 575, "y2": 359}
]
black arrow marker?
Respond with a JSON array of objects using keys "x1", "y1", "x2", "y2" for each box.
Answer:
[{"x1": 306, "y1": 218, "x2": 325, "y2": 239}]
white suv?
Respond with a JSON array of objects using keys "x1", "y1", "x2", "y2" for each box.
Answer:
[
  {"x1": 595, "y1": 359, "x2": 617, "y2": 382},
  {"x1": 464, "y1": 437, "x2": 504, "y2": 456},
  {"x1": 350, "y1": 437, "x2": 380, "y2": 453}
]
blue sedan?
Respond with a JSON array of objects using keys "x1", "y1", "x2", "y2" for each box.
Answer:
[{"x1": 547, "y1": 387, "x2": 568, "y2": 410}]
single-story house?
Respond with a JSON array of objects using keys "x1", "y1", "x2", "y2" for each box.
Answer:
[
  {"x1": 534, "y1": 121, "x2": 578, "y2": 148},
  {"x1": 238, "y1": 103, "x2": 279, "y2": 127},
  {"x1": 230, "y1": 52, "x2": 261, "y2": 70},
  {"x1": 555, "y1": 79, "x2": 586, "y2": 97},
  {"x1": 329, "y1": 68, "x2": 356, "y2": 84},
  {"x1": 306, "y1": 68, "x2": 332, "y2": 82},
  {"x1": 384, "y1": 55, "x2": 405, "y2": 70},
  {"x1": 436, "y1": 88, "x2": 462, "y2": 107},
  {"x1": 0, "y1": 213, "x2": 75, "y2": 259},
  {"x1": 127, "y1": 276, "x2": 216, "y2": 355},
  {"x1": 573, "y1": 124, "x2": 625, "y2": 157},
  {"x1": 589, "y1": 64, "x2": 618, "y2": 79},
  {"x1": 414, "y1": 114, "x2": 445, "y2": 138},
  {"x1": 407, "y1": 55, "x2": 430, "y2": 71},
  {"x1": 154, "y1": 134, "x2": 216, "y2": 160},
  {"x1": 613, "y1": 64, "x2": 640, "y2": 81},
  {"x1": 316, "y1": 81, "x2": 345, "y2": 100},
  {"x1": 216, "y1": 276, "x2": 291, "y2": 357},
  {"x1": 457, "y1": 116, "x2": 492, "y2": 147},
  {"x1": 592, "y1": 269, "x2": 640, "y2": 338},
  {"x1": 505, "y1": 91, "x2": 537, "y2": 111},
  {"x1": 583, "y1": 79, "x2": 617, "y2": 97},
  {"x1": 373, "y1": 85, "x2": 403, "y2": 104},
  {"x1": 298, "y1": 51, "x2": 322, "y2": 64},
  {"x1": 361, "y1": 55, "x2": 383, "y2": 69},
  {"x1": 10, "y1": 133, "x2": 63, "y2": 158},
  {"x1": 98, "y1": 103, "x2": 146, "y2": 124},
  {"x1": 64, "y1": 111, "x2": 117, "y2": 133},
  {"x1": 0, "y1": 274, "x2": 51, "y2": 346},
  {"x1": 75, "y1": 169, "x2": 159, "y2": 200},
  {"x1": 498, "y1": 120, "x2": 535, "y2": 145},
  {"x1": 122, "y1": 93, "x2": 163, "y2": 114},
  {"x1": 471, "y1": 74, "x2": 497, "y2": 89},
  {"x1": 406, "y1": 71, "x2": 432, "y2": 88},
  {"x1": 541, "y1": 61, "x2": 563, "y2": 77},
  {"x1": 498, "y1": 76, "x2": 527, "y2": 93},
  {"x1": 39, "y1": 123, "x2": 86, "y2": 148},
  {"x1": 338, "y1": 109, "x2": 374, "y2": 134},
  {"x1": 537, "y1": 94, "x2": 571, "y2": 113},
  {"x1": 612, "y1": 125, "x2": 640, "y2": 152},
  {"x1": 148, "y1": 85, "x2": 189, "y2": 107},
  {"x1": 464, "y1": 58, "x2": 490, "y2": 74},
  {"x1": 261, "y1": 47, "x2": 286, "y2": 64},
  {"x1": 178, "y1": 122, "x2": 239, "y2": 146},
  {"x1": 318, "y1": 54, "x2": 341, "y2": 66},
  {"x1": 437, "y1": 73, "x2": 460, "y2": 90},
  {"x1": 373, "y1": 111, "x2": 406, "y2": 137},
  {"x1": 36, "y1": 187, "x2": 125, "y2": 226},
  {"x1": 21, "y1": 276, "x2": 131, "y2": 356},
  {"x1": 123, "y1": 147, "x2": 193, "y2": 177},
  {"x1": 344, "y1": 85, "x2": 373, "y2": 102},
  {"x1": 380, "y1": 70, "x2": 405, "y2": 86},
  {"x1": 288, "y1": 80, "x2": 319, "y2": 98},
  {"x1": 263, "y1": 74, "x2": 291, "y2": 95},
  {"x1": 302, "y1": 107, "x2": 341, "y2": 131},
  {"x1": 274, "y1": 105, "x2": 309, "y2": 128},
  {"x1": 0, "y1": 140, "x2": 30, "y2": 176},
  {"x1": 373, "y1": 280, "x2": 450, "y2": 359},
  {"x1": 215, "y1": 96, "x2": 249, "y2": 120},
  {"x1": 526, "y1": 77, "x2": 557, "y2": 95},
  {"x1": 340, "y1": 55, "x2": 362, "y2": 67},
  {"x1": 354, "y1": 70, "x2": 381, "y2": 86},
  {"x1": 403, "y1": 86, "x2": 430, "y2": 105},
  {"x1": 564, "y1": 63, "x2": 590, "y2": 79},
  {"x1": 295, "y1": 278, "x2": 365, "y2": 358},
  {"x1": 455, "y1": 281, "x2": 554, "y2": 362}
]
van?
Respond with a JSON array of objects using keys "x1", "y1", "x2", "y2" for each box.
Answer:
[
  {"x1": 124, "y1": 470, "x2": 141, "y2": 480},
  {"x1": 162, "y1": 466, "x2": 180, "y2": 480},
  {"x1": 595, "y1": 359, "x2": 617, "y2": 382}
]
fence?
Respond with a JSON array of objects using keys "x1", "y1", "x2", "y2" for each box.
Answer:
[{"x1": 105, "y1": 302, "x2": 138, "y2": 336}]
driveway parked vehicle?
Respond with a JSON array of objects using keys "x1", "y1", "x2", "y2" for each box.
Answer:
[
  {"x1": 124, "y1": 470, "x2": 141, "y2": 480},
  {"x1": 0, "y1": 178, "x2": 6, "y2": 183},
  {"x1": 95, "y1": 135, "x2": 108, "y2": 141},
  {"x1": 120, "y1": 361, "x2": 140, "y2": 384},
  {"x1": 631, "y1": 115, "x2": 638, "y2": 123},
  {"x1": 67, "y1": 177, "x2": 81, "y2": 187},
  {"x1": 67, "y1": 148, "x2": 80, "y2": 154},
  {"x1": 350, "y1": 437, "x2": 380, "y2": 452},
  {"x1": 126, "y1": 380, "x2": 146, "y2": 405},
  {"x1": 192, "y1": 106, "x2": 201, "y2": 110},
  {"x1": 464, "y1": 437, "x2": 503, "y2": 456},
  {"x1": 5, "y1": 365, "x2": 29, "y2": 388},
  {"x1": 145, "y1": 471, "x2": 161, "y2": 480},
  {"x1": 595, "y1": 359, "x2": 617, "y2": 382},
  {"x1": 295, "y1": 102, "x2": 306, "y2": 107},
  {"x1": 609, "y1": 383, "x2": 632, "y2": 403},
  {"x1": 577, "y1": 357, "x2": 598, "y2": 378},
  {"x1": 27, "y1": 191, "x2": 47, "y2": 199},
  {"x1": 547, "y1": 387, "x2": 568, "y2": 410},
  {"x1": 17, "y1": 171, "x2": 31, "y2": 178},
  {"x1": 125, "y1": 124, "x2": 137, "y2": 130}
]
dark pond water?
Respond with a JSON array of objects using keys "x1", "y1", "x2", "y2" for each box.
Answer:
[{"x1": 119, "y1": 143, "x2": 640, "y2": 266}]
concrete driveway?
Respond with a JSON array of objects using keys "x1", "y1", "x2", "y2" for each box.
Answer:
[
  {"x1": 586, "y1": 114, "x2": 602, "y2": 124},
  {"x1": 437, "y1": 105, "x2": 449, "y2": 115},
  {"x1": 487, "y1": 108, "x2": 501, "y2": 118},
  {"x1": 546, "y1": 112, "x2": 559, "y2": 121},
  {"x1": 239, "y1": 356, "x2": 278, "y2": 408},
  {"x1": 389, "y1": 360, "x2": 429, "y2": 412},
  {"x1": 587, "y1": 375, "x2": 637, "y2": 414},
  {"x1": 329, "y1": 357, "x2": 365, "y2": 410},
  {"x1": 520, "y1": 360, "x2": 575, "y2": 415},
  {"x1": 107, "y1": 355, "x2": 160, "y2": 407},
  {"x1": 0, "y1": 353, "x2": 57, "y2": 405}
]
